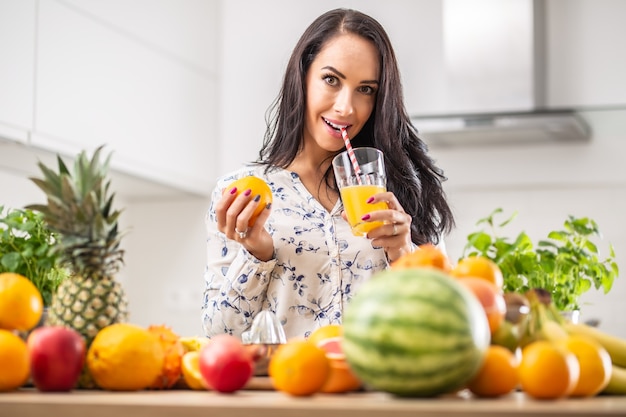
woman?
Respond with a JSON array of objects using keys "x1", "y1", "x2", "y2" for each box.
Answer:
[{"x1": 202, "y1": 8, "x2": 454, "y2": 340}]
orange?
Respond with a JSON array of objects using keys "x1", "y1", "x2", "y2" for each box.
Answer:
[
  {"x1": 467, "y1": 345, "x2": 519, "y2": 397},
  {"x1": 451, "y1": 256, "x2": 504, "y2": 290},
  {"x1": 147, "y1": 325, "x2": 185, "y2": 389},
  {"x1": 308, "y1": 324, "x2": 343, "y2": 346},
  {"x1": 0, "y1": 329, "x2": 30, "y2": 391},
  {"x1": 391, "y1": 243, "x2": 452, "y2": 272},
  {"x1": 87, "y1": 323, "x2": 165, "y2": 391},
  {"x1": 519, "y1": 340, "x2": 580, "y2": 399},
  {"x1": 457, "y1": 277, "x2": 506, "y2": 335},
  {"x1": 559, "y1": 336, "x2": 612, "y2": 397},
  {"x1": 181, "y1": 351, "x2": 207, "y2": 390},
  {"x1": 317, "y1": 337, "x2": 362, "y2": 393},
  {"x1": 269, "y1": 339, "x2": 330, "y2": 396},
  {"x1": 226, "y1": 176, "x2": 273, "y2": 227},
  {"x1": 0, "y1": 272, "x2": 44, "y2": 332}
]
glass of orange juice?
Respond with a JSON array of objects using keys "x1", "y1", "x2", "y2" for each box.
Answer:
[{"x1": 332, "y1": 147, "x2": 388, "y2": 236}]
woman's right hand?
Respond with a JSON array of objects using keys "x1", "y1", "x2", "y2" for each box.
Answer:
[{"x1": 215, "y1": 187, "x2": 274, "y2": 262}]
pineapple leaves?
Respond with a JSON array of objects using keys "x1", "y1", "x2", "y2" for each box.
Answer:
[
  {"x1": 32, "y1": 162, "x2": 63, "y2": 196},
  {"x1": 57, "y1": 155, "x2": 70, "y2": 175},
  {"x1": 26, "y1": 145, "x2": 125, "y2": 278}
]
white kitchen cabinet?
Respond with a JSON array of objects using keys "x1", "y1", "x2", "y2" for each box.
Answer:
[
  {"x1": 546, "y1": 0, "x2": 626, "y2": 108},
  {"x1": 32, "y1": 0, "x2": 218, "y2": 196},
  {"x1": 61, "y1": 0, "x2": 218, "y2": 74},
  {"x1": 0, "y1": 0, "x2": 35, "y2": 143}
]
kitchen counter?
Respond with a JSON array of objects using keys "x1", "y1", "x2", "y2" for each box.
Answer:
[{"x1": 2, "y1": 389, "x2": 626, "y2": 417}]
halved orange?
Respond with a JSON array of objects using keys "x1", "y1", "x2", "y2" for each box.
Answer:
[
  {"x1": 181, "y1": 351, "x2": 207, "y2": 390},
  {"x1": 316, "y1": 336, "x2": 362, "y2": 394},
  {"x1": 308, "y1": 324, "x2": 342, "y2": 346}
]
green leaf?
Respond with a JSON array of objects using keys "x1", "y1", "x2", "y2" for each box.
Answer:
[
  {"x1": 1, "y1": 252, "x2": 21, "y2": 270},
  {"x1": 497, "y1": 210, "x2": 518, "y2": 228},
  {"x1": 474, "y1": 207, "x2": 502, "y2": 228},
  {"x1": 584, "y1": 240, "x2": 599, "y2": 254},
  {"x1": 467, "y1": 232, "x2": 492, "y2": 253}
]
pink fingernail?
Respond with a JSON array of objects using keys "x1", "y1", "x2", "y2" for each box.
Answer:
[
  {"x1": 366, "y1": 197, "x2": 375, "y2": 204},
  {"x1": 244, "y1": 189, "x2": 252, "y2": 197},
  {"x1": 229, "y1": 187, "x2": 238, "y2": 195},
  {"x1": 361, "y1": 214, "x2": 371, "y2": 221}
]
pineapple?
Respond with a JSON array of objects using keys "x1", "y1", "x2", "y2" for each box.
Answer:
[{"x1": 27, "y1": 146, "x2": 129, "y2": 386}]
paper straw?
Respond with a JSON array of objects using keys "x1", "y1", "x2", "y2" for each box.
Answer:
[{"x1": 341, "y1": 128, "x2": 362, "y2": 184}]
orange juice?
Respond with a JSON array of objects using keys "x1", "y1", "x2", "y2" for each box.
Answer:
[{"x1": 340, "y1": 184, "x2": 388, "y2": 236}]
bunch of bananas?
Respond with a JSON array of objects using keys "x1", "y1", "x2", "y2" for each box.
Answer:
[{"x1": 493, "y1": 288, "x2": 626, "y2": 395}]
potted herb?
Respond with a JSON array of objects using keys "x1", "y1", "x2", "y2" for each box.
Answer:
[
  {"x1": 460, "y1": 208, "x2": 619, "y2": 313},
  {"x1": 0, "y1": 205, "x2": 68, "y2": 307}
]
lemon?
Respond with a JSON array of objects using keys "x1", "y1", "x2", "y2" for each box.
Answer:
[{"x1": 179, "y1": 336, "x2": 210, "y2": 353}]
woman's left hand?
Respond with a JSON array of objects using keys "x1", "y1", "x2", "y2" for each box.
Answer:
[{"x1": 351, "y1": 191, "x2": 413, "y2": 263}]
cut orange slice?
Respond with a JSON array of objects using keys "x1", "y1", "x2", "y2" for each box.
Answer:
[
  {"x1": 316, "y1": 337, "x2": 345, "y2": 360},
  {"x1": 316, "y1": 336, "x2": 362, "y2": 393},
  {"x1": 181, "y1": 351, "x2": 207, "y2": 390},
  {"x1": 308, "y1": 324, "x2": 343, "y2": 346}
]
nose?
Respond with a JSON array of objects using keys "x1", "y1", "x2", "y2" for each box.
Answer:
[{"x1": 333, "y1": 87, "x2": 354, "y2": 116}]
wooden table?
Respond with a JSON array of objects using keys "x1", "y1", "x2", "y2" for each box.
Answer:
[{"x1": 2, "y1": 389, "x2": 626, "y2": 417}]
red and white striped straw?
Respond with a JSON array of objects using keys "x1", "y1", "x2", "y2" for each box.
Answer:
[{"x1": 341, "y1": 128, "x2": 362, "y2": 184}]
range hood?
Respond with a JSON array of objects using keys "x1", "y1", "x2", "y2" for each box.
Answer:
[
  {"x1": 413, "y1": 110, "x2": 590, "y2": 147},
  {"x1": 411, "y1": 0, "x2": 591, "y2": 146}
]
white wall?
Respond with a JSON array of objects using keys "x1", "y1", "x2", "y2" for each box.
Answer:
[
  {"x1": 123, "y1": 197, "x2": 209, "y2": 336},
  {"x1": 1, "y1": 0, "x2": 625, "y2": 339}
]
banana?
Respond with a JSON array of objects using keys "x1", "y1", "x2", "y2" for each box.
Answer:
[
  {"x1": 563, "y1": 322, "x2": 626, "y2": 368},
  {"x1": 603, "y1": 365, "x2": 626, "y2": 395},
  {"x1": 540, "y1": 320, "x2": 569, "y2": 342}
]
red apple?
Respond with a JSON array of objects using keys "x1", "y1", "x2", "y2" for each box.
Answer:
[
  {"x1": 199, "y1": 334, "x2": 254, "y2": 393},
  {"x1": 27, "y1": 326, "x2": 86, "y2": 391}
]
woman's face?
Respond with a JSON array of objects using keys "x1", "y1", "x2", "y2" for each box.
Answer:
[{"x1": 303, "y1": 33, "x2": 380, "y2": 154}]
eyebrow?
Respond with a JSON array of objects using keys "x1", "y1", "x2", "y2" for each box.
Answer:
[{"x1": 321, "y1": 66, "x2": 379, "y2": 85}]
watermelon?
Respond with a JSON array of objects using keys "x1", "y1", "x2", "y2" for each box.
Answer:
[{"x1": 342, "y1": 267, "x2": 490, "y2": 397}]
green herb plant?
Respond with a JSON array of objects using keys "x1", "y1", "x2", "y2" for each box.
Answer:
[
  {"x1": 461, "y1": 208, "x2": 619, "y2": 312},
  {"x1": 0, "y1": 205, "x2": 68, "y2": 306}
]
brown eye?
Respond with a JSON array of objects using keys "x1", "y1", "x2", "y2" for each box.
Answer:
[
  {"x1": 358, "y1": 85, "x2": 376, "y2": 95},
  {"x1": 323, "y1": 75, "x2": 339, "y2": 86}
]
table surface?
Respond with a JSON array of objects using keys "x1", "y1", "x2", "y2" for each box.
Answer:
[{"x1": 2, "y1": 389, "x2": 626, "y2": 417}]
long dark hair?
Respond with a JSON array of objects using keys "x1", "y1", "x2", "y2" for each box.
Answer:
[{"x1": 258, "y1": 8, "x2": 454, "y2": 245}]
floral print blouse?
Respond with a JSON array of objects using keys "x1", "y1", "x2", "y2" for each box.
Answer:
[{"x1": 201, "y1": 164, "x2": 390, "y2": 340}]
